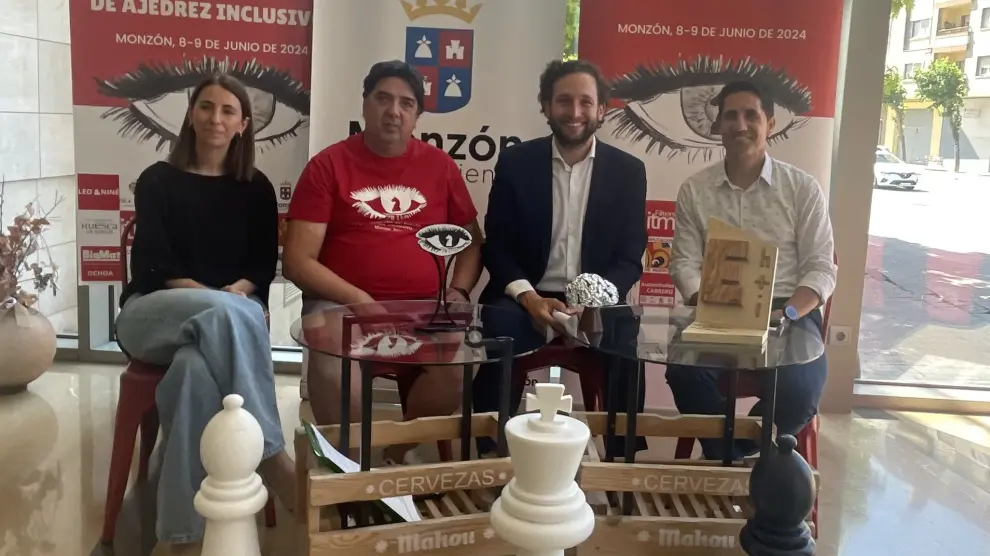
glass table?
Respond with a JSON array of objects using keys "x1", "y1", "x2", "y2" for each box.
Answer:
[
  {"x1": 290, "y1": 299, "x2": 543, "y2": 469},
  {"x1": 566, "y1": 304, "x2": 825, "y2": 516},
  {"x1": 573, "y1": 304, "x2": 826, "y2": 460}
]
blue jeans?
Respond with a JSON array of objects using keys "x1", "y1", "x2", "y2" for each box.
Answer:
[
  {"x1": 665, "y1": 310, "x2": 828, "y2": 461},
  {"x1": 115, "y1": 289, "x2": 284, "y2": 544}
]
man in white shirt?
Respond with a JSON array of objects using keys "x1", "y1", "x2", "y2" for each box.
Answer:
[
  {"x1": 474, "y1": 59, "x2": 649, "y2": 457},
  {"x1": 668, "y1": 80, "x2": 837, "y2": 460}
]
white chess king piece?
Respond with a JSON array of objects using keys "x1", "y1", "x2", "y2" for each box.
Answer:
[
  {"x1": 195, "y1": 394, "x2": 268, "y2": 556},
  {"x1": 490, "y1": 383, "x2": 595, "y2": 556}
]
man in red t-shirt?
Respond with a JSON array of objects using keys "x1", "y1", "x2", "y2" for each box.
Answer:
[{"x1": 282, "y1": 60, "x2": 482, "y2": 464}]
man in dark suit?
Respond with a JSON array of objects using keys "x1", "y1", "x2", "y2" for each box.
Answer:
[{"x1": 473, "y1": 59, "x2": 649, "y2": 457}]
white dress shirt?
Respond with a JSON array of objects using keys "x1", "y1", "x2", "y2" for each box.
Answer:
[
  {"x1": 505, "y1": 136, "x2": 597, "y2": 299},
  {"x1": 669, "y1": 155, "x2": 837, "y2": 304}
]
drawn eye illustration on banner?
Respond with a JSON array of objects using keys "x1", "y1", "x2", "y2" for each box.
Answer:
[
  {"x1": 605, "y1": 56, "x2": 812, "y2": 164},
  {"x1": 95, "y1": 57, "x2": 311, "y2": 154}
]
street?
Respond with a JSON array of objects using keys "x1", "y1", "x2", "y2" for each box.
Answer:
[{"x1": 860, "y1": 170, "x2": 990, "y2": 387}]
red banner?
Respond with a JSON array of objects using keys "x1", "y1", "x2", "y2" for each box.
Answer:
[
  {"x1": 70, "y1": 0, "x2": 312, "y2": 107},
  {"x1": 70, "y1": 0, "x2": 313, "y2": 283},
  {"x1": 579, "y1": 0, "x2": 844, "y2": 203}
]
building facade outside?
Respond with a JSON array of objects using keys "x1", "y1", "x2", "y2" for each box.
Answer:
[{"x1": 884, "y1": 0, "x2": 990, "y2": 173}]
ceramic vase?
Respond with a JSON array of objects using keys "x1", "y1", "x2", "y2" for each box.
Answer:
[{"x1": 0, "y1": 303, "x2": 57, "y2": 394}]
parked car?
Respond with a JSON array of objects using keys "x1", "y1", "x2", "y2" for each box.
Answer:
[{"x1": 874, "y1": 148, "x2": 922, "y2": 190}]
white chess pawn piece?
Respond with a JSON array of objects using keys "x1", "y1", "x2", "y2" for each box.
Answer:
[
  {"x1": 490, "y1": 383, "x2": 595, "y2": 556},
  {"x1": 195, "y1": 394, "x2": 268, "y2": 556}
]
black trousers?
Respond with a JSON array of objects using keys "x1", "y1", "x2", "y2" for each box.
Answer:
[{"x1": 472, "y1": 291, "x2": 647, "y2": 456}]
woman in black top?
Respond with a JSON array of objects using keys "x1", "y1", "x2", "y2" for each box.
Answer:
[{"x1": 114, "y1": 74, "x2": 293, "y2": 550}]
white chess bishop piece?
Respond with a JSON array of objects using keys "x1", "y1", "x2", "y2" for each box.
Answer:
[
  {"x1": 194, "y1": 394, "x2": 268, "y2": 556},
  {"x1": 490, "y1": 383, "x2": 595, "y2": 556}
]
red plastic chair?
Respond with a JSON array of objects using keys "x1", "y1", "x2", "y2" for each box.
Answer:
[
  {"x1": 514, "y1": 339, "x2": 606, "y2": 411},
  {"x1": 102, "y1": 218, "x2": 276, "y2": 545},
  {"x1": 672, "y1": 254, "x2": 836, "y2": 538}
]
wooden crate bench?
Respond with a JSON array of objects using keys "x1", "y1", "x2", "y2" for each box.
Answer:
[
  {"x1": 575, "y1": 412, "x2": 819, "y2": 555},
  {"x1": 293, "y1": 411, "x2": 818, "y2": 556},
  {"x1": 294, "y1": 412, "x2": 524, "y2": 556}
]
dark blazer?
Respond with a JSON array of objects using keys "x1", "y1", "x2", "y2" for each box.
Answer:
[{"x1": 480, "y1": 135, "x2": 648, "y2": 304}]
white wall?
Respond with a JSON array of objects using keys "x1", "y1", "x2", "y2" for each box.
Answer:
[
  {"x1": 821, "y1": 0, "x2": 892, "y2": 412},
  {"x1": 0, "y1": 0, "x2": 78, "y2": 335}
]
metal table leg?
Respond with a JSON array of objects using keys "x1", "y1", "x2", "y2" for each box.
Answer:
[
  {"x1": 359, "y1": 363, "x2": 373, "y2": 471},
  {"x1": 460, "y1": 363, "x2": 473, "y2": 461},
  {"x1": 760, "y1": 368, "x2": 778, "y2": 460},
  {"x1": 496, "y1": 338, "x2": 513, "y2": 458},
  {"x1": 723, "y1": 370, "x2": 738, "y2": 466},
  {"x1": 621, "y1": 360, "x2": 643, "y2": 516},
  {"x1": 339, "y1": 357, "x2": 351, "y2": 454},
  {"x1": 603, "y1": 355, "x2": 620, "y2": 463}
]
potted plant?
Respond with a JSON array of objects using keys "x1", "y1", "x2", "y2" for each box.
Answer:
[{"x1": 0, "y1": 176, "x2": 61, "y2": 394}]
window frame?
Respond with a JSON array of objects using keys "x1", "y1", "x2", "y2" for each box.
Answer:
[
  {"x1": 908, "y1": 18, "x2": 931, "y2": 39},
  {"x1": 977, "y1": 55, "x2": 990, "y2": 77}
]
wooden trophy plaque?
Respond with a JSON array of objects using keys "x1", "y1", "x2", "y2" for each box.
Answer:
[{"x1": 681, "y1": 217, "x2": 779, "y2": 346}]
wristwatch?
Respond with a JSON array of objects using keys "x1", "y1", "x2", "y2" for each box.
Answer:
[{"x1": 784, "y1": 305, "x2": 799, "y2": 321}]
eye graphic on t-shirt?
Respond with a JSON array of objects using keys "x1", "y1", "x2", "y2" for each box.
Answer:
[
  {"x1": 350, "y1": 185, "x2": 427, "y2": 220},
  {"x1": 94, "y1": 57, "x2": 310, "y2": 153},
  {"x1": 350, "y1": 331, "x2": 423, "y2": 358},
  {"x1": 416, "y1": 224, "x2": 473, "y2": 257},
  {"x1": 605, "y1": 56, "x2": 812, "y2": 164}
]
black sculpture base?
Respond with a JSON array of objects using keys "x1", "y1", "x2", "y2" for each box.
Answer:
[
  {"x1": 415, "y1": 252, "x2": 469, "y2": 334},
  {"x1": 415, "y1": 320, "x2": 470, "y2": 334},
  {"x1": 740, "y1": 522, "x2": 815, "y2": 556}
]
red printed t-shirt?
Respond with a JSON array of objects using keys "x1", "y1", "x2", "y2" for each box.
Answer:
[{"x1": 287, "y1": 132, "x2": 478, "y2": 301}]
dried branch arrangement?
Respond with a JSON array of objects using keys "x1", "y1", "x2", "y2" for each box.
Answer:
[{"x1": 0, "y1": 176, "x2": 62, "y2": 310}]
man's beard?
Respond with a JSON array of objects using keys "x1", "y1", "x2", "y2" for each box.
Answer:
[{"x1": 548, "y1": 117, "x2": 602, "y2": 148}]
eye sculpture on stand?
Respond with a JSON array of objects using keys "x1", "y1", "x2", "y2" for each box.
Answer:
[
  {"x1": 416, "y1": 224, "x2": 473, "y2": 257},
  {"x1": 415, "y1": 224, "x2": 474, "y2": 333}
]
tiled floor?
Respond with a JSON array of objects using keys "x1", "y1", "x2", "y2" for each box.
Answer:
[{"x1": 2, "y1": 362, "x2": 990, "y2": 556}]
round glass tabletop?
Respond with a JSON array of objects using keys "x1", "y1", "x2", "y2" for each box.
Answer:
[
  {"x1": 573, "y1": 305, "x2": 826, "y2": 370},
  {"x1": 289, "y1": 299, "x2": 537, "y2": 366}
]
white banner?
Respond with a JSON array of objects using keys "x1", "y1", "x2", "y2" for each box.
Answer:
[
  {"x1": 308, "y1": 0, "x2": 567, "y2": 222},
  {"x1": 310, "y1": 0, "x2": 578, "y2": 400}
]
